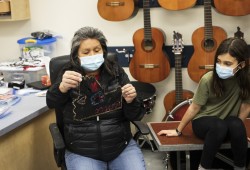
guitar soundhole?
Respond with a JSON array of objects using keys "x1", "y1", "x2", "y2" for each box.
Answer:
[
  {"x1": 204, "y1": 39, "x2": 215, "y2": 52},
  {"x1": 143, "y1": 39, "x2": 154, "y2": 51}
]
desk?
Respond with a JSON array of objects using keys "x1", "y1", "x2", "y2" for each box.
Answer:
[
  {"x1": 147, "y1": 119, "x2": 250, "y2": 170},
  {"x1": 0, "y1": 94, "x2": 59, "y2": 170},
  {"x1": 0, "y1": 94, "x2": 48, "y2": 136}
]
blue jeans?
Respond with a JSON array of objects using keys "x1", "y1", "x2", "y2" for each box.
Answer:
[{"x1": 65, "y1": 139, "x2": 146, "y2": 170}]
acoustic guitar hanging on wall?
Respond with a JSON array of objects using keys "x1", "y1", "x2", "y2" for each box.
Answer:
[
  {"x1": 214, "y1": 0, "x2": 250, "y2": 16},
  {"x1": 187, "y1": 0, "x2": 227, "y2": 83},
  {"x1": 162, "y1": 32, "x2": 193, "y2": 121},
  {"x1": 129, "y1": 0, "x2": 170, "y2": 83},
  {"x1": 192, "y1": 26, "x2": 246, "y2": 71},
  {"x1": 97, "y1": 0, "x2": 139, "y2": 21},
  {"x1": 158, "y1": 0, "x2": 197, "y2": 11}
]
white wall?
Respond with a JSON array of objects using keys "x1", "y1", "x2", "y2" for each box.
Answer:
[{"x1": 0, "y1": 0, "x2": 249, "y2": 122}]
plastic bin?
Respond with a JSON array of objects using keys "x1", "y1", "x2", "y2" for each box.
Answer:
[
  {"x1": 1, "y1": 67, "x2": 47, "y2": 84},
  {"x1": 17, "y1": 37, "x2": 57, "y2": 58}
]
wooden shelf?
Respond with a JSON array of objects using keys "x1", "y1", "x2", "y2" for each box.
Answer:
[{"x1": 0, "y1": 0, "x2": 30, "y2": 21}]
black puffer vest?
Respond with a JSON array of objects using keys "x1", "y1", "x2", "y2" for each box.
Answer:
[{"x1": 60, "y1": 64, "x2": 143, "y2": 161}]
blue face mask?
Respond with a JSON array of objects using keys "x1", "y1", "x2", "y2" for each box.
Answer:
[
  {"x1": 80, "y1": 53, "x2": 104, "y2": 72},
  {"x1": 215, "y1": 63, "x2": 240, "y2": 79}
]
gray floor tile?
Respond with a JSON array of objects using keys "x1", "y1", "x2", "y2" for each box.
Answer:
[{"x1": 142, "y1": 149, "x2": 169, "y2": 170}]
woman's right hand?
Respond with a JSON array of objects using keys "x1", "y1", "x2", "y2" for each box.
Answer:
[
  {"x1": 59, "y1": 71, "x2": 82, "y2": 93},
  {"x1": 157, "y1": 129, "x2": 179, "y2": 137}
]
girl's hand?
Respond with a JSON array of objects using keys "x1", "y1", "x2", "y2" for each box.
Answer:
[
  {"x1": 157, "y1": 129, "x2": 179, "y2": 137},
  {"x1": 121, "y1": 84, "x2": 137, "y2": 103},
  {"x1": 59, "y1": 71, "x2": 82, "y2": 93}
]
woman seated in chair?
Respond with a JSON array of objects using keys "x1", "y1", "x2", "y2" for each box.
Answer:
[{"x1": 46, "y1": 26, "x2": 146, "y2": 170}]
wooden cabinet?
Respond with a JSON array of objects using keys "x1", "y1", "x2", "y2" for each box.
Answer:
[{"x1": 0, "y1": 0, "x2": 30, "y2": 21}]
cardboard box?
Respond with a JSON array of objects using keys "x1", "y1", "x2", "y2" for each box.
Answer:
[{"x1": 0, "y1": 1, "x2": 10, "y2": 13}]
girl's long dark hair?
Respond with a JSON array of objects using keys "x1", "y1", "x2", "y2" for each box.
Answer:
[{"x1": 212, "y1": 37, "x2": 250, "y2": 99}]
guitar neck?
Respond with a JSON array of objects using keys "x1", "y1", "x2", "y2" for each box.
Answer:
[
  {"x1": 143, "y1": 0, "x2": 152, "y2": 41},
  {"x1": 204, "y1": 0, "x2": 213, "y2": 40},
  {"x1": 175, "y1": 54, "x2": 183, "y2": 104}
]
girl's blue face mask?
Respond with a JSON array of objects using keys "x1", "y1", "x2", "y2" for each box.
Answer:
[
  {"x1": 215, "y1": 63, "x2": 241, "y2": 79},
  {"x1": 80, "y1": 53, "x2": 104, "y2": 72}
]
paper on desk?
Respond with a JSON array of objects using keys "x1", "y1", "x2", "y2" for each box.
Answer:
[
  {"x1": 0, "y1": 88, "x2": 13, "y2": 95},
  {"x1": 15, "y1": 88, "x2": 41, "y2": 96},
  {"x1": 0, "y1": 95, "x2": 21, "y2": 106},
  {"x1": 35, "y1": 90, "x2": 47, "y2": 97},
  {"x1": 0, "y1": 105, "x2": 12, "y2": 119}
]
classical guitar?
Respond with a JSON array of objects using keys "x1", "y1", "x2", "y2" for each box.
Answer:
[
  {"x1": 97, "y1": 0, "x2": 138, "y2": 21},
  {"x1": 187, "y1": 0, "x2": 227, "y2": 83},
  {"x1": 162, "y1": 32, "x2": 193, "y2": 121},
  {"x1": 158, "y1": 0, "x2": 196, "y2": 10},
  {"x1": 214, "y1": 0, "x2": 250, "y2": 16},
  {"x1": 129, "y1": 0, "x2": 170, "y2": 83},
  {"x1": 196, "y1": 26, "x2": 245, "y2": 71}
]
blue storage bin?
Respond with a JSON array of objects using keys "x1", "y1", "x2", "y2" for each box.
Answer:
[{"x1": 17, "y1": 37, "x2": 57, "y2": 58}]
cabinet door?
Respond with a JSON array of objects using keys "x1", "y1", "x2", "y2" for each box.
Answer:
[{"x1": 0, "y1": 0, "x2": 30, "y2": 21}]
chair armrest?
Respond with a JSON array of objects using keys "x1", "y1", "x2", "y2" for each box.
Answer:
[
  {"x1": 132, "y1": 121, "x2": 149, "y2": 135},
  {"x1": 49, "y1": 123, "x2": 66, "y2": 168},
  {"x1": 49, "y1": 123, "x2": 65, "y2": 149}
]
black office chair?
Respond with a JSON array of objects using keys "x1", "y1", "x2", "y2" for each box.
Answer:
[{"x1": 48, "y1": 53, "x2": 150, "y2": 170}]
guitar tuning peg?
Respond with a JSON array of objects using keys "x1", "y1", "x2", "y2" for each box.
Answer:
[{"x1": 168, "y1": 114, "x2": 174, "y2": 119}]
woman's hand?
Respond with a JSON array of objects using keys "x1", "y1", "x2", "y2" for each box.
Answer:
[
  {"x1": 59, "y1": 71, "x2": 82, "y2": 93},
  {"x1": 157, "y1": 129, "x2": 179, "y2": 137},
  {"x1": 248, "y1": 137, "x2": 250, "y2": 142},
  {"x1": 121, "y1": 83, "x2": 137, "y2": 103}
]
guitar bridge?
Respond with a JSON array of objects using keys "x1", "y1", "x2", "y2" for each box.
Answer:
[
  {"x1": 199, "y1": 65, "x2": 214, "y2": 70},
  {"x1": 106, "y1": 2, "x2": 125, "y2": 6},
  {"x1": 139, "y1": 64, "x2": 159, "y2": 68}
]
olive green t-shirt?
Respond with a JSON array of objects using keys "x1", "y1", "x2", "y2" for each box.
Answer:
[{"x1": 193, "y1": 71, "x2": 250, "y2": 120}]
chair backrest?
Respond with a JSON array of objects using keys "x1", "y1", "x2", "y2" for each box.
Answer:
[
  {"x1": 50, "y1": 55, "x2": 70, "y2": 85},
  {"x1": 49, "y1": 55, "x2": 70, "y2": 136}
]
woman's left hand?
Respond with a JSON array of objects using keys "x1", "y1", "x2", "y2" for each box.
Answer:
[
  {"x1": 121, "y1": 84, "x2": 137, "y2": 103},
  {"x1": 248, "y1": 137, "x2": 250, "y2": 142}
]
